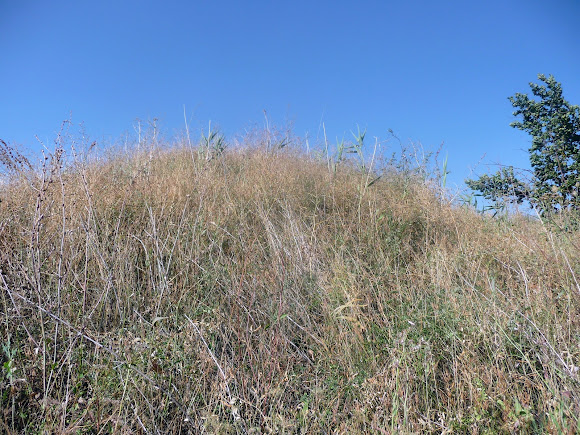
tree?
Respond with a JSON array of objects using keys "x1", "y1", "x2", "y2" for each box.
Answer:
[{"x1": 467, "y1": 74, "x2": 580, "y2": 214}]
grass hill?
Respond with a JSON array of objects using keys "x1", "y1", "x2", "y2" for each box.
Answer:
[{"x1": 0, "y1": 131, "x2": 578, "y2": 433}]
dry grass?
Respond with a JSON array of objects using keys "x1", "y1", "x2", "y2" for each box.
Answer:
[{"x1": 0, "y1": 131, "x2": 578, "y2": 433}]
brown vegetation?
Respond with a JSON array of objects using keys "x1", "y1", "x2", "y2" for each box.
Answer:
[{"x1": 0, "y1": 131, "x2": 578, "y2": 433}]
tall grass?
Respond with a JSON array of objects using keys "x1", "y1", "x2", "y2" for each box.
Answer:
[{"x1": 0, "y1": 128, "x2": 578, "y2": 433}]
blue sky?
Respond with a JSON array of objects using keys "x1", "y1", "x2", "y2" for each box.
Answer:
[{"x1": 1, "y1": 0, "x2": 579, "y2": 191}]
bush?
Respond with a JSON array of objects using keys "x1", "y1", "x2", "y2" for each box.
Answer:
[{"x1": 467, "y1": 74, "x2": 580, "y2": 215}]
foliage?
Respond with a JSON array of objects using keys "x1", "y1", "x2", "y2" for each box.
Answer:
[
  {"x1": 200, "y1": 121, "x2": 227, "y2": 161},
  {"x1": 466, "y1": 166, "x2": 529, "y2": 211},
  {"x1": 467, "y1": 74, "x2": 580, "y2": 214}
]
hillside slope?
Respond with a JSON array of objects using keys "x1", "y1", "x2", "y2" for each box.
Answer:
[{"x1": 0, "y1": 139, "x2": 578, "y2": 433}]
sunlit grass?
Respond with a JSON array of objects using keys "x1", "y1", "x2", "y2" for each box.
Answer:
[{"x1": 0, "y1": 127, "x2": 578, "y2": 433}]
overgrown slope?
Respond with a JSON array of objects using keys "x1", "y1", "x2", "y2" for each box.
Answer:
[{"x1": 0, "y1": 138, "x2": 578, "y2": 433}]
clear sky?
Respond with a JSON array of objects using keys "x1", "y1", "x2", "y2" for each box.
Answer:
[{"x1": 1, "y1": 0, "x2": 579, "y2": 191}]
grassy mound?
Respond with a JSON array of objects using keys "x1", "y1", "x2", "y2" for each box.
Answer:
[{"x1": 0, "y1": 136, "x2": 578, "y2": 433}]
